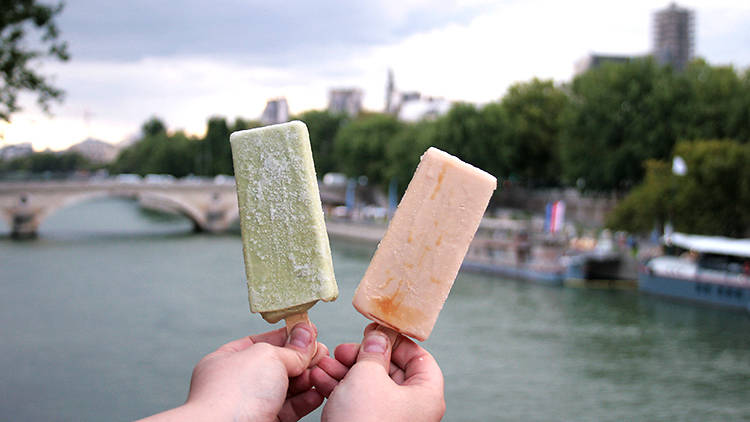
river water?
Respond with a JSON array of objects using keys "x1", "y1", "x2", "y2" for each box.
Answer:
[{"x1": 1, "y1": 198, "x2": 750, "y2": 421}]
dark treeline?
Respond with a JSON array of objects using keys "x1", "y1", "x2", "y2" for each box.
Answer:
[
  {"x1": 4, "y1": 57, "x2": 749, "y2": 235},
  {"x1": 0, "y1": 150, "x2": 91, "y2": 176},
  {"x1": 103, "y1": 58, "x2": 749, "y2": 190}
]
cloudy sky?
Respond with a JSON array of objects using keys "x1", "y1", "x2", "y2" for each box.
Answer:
[{"x1": 2, "y1": 0, "x2": 750, "y2": 151}]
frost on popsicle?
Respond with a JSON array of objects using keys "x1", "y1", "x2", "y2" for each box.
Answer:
[{"x1": 230, "y1": 121, "x2": 338, "y2": 323}]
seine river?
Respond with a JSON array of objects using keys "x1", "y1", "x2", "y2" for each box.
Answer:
[{"x1": 1, "y1": 198, "x2": 750, "y2": 421}]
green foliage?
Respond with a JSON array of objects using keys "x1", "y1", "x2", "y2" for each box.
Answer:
[
  {"x1": 0, "y1": 150, "x2": 90, "y2": 175},
  {"x1": 677, "y1": 60, "x2": 746, "y2": 141},
  {"x1": 229, "y1": 117, "x2": 261, "y2": 133},
  {"x1": 110, "y1": 117, "x2": 198, "y2": 177},
  {"x1": 295, "y1": 110, "x2": 348, "y2": 176},
  {"x1": 561, "y1": 58, "x2": 683, "y2": 191},
  {"x1": 1, "y1": 0, "x2": 69, "y2": 121},
  {"x1": 727, "y1": 68, "x2": 750, "y2": 143},
  {"x1": 98, "y1": 58, "x2": 749, "y2": 237},
  {"x1": 671, "y1": 140, "x2": 750, "y2": 237},
  {"x1": 606, "y1": 160, "x2": 673, "y2": 233},
  {"x1": 384, "y1": 120, "x2": 435, "y2": 194},
  {"x1": 498, "y1": 78, "x2": 567, "y2": 186},
  {"x1": 333, "y1": 113, "x2": 404, "y2": 187},
  {"x1": 608, "y1": 140, "x2": 750, "y2": 237},
  {"x1": 199, "y1": 117, "x2": 232, "y2": 175}
]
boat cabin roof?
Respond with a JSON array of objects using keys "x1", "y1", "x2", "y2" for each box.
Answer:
[{"x1": 665, "y1": 233, "x2": 750, "y2": 259}]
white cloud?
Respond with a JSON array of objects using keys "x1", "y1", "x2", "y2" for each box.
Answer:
[{"x1": 2, "y1": 0, "x2": 749, "y2": 151}]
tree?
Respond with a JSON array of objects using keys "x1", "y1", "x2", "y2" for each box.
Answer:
[
  {"x1": 296, "y1": 110, "x2": 348, "y2": 177},
  {"x1": 605, "y1": 160, "x2": 673, "y2": 234},
  {"x1": 560, "y1": 58, "x2": 683, "y2": 191},
  {"x1": 333, "y1": 113, "x2": 404, "y2": 187},
  {"x1": 200, "y1": 117, "x2": 232, "y2": 175},
  {"x1": 1, "y1": 0, "x2": 69, "y2": 121},
  {"x1": 384, "y1": 119, "x2": 435, "y2": 195},
  {"x1": 141, "y1": 116, "x2": 167, "y2": 137},
  {"x1": 677, "y1": 60, "x2": 745, "y2": 142},
  {"x1": 429, "y1": 103, "x2": 498, "y2": 175},
  {"x1": 498, "y1": 78, "x2": 567, "y2": 186},
  {"x1": 727, "y1": 68, "x2": 750, "y2": 143},
  {"x1": 109, "y1": 118, "x2": 199, "y2": 177},
  {"x1": 608, "y1": 140, "x2": 750, "y2": 237},
  {"x1": 0, "y1": 150, "x2": 90, "y2": 175}
]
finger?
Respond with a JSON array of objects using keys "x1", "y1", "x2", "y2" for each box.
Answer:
[
  {"x1": 391, "y1": 337, "x2": 443, "y2": 387},
  {"x1": 215, "y1": 336, "x2": 255, "y2": 353},
  {"x1": 248, "y1": 322, "x2": 317, "y2": 348},
  {"x1": 288, "y1": 369, "x2": 313, "y2": 397},
  {"x1": 277, "y1": 390, "x2": 324, "y2": 422},
  {"x1": 333, "y1": 343, "x2": 359, "y2": 367},
  {"x1": 247, "y1": 326, "x2": 288, "y2": 347},
  {"x1": 309, "y1": 366, "x2": 339, "y2": 398},
  {"x1": 316, "y1": 355, "x2": 349, "y2": 380},
  {"x1": 309, "y1": 342, "x2": 329, "y2": 368},
  {"x1": 389, "y1": 363, "x2": 406, "y2": 385},
  {"x1": 272, "y1": 322, "x2": 318, "y2": 377},
  {"x1": 355, "y1": 329, "x2": 392, "y2": 373}
]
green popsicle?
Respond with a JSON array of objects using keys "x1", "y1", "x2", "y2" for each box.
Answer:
[{"x1": 230, "y1": 121, "x2": 338, "y2": 326}]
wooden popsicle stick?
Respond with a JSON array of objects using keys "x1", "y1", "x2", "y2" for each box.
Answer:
[
  {"x1": 284, "y1": 312, "x2": 310, "y2": 334},
  {"x1": 284, "y1": 312, "x2": 317, "y2": 355}
]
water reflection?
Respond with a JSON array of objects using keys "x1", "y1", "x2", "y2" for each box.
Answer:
[{"x1": 2, "y1": 199, "x2": 749, "y2": 421}]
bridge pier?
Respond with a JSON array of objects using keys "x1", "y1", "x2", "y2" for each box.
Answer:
[
  {"x1": 8, "y1": 194, "x2": 41, "y2": 239},
  {"x1": 12, "y1": 211, "x2": 40, "y2": 239}
]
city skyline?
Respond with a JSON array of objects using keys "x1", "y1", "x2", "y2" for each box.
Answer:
[{"x1": 1, "y1": 0, "x2": 750, "y2": 151}]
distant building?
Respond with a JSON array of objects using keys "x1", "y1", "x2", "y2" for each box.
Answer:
[
  {"x1": 398, "y1": 96, "x2": 452, "y2": 122},
  {"x1": 328, "y1": 88, "x2": 363, "y2": 117},
  {"x1": 574, "y1": 54, "x2": 639, "y2": 75},
  {"x1": 0, "y1": 142, "x2": 33, "y2": 161},
  {"x1": 385, "y1": 69, "x2": 396, "y2": 114},
  {"x1": 653, "y1": 3, "x2": 694, "y2": 71},
  {"x1": 384, "y1": 70, "x2": 450, "y2": 121},
  {"x1": 260, "y1": 98, "x2": 289, "y2": 126},
  {"x1": 67, "y1": 138, "x2": 119, "y2": 163}
]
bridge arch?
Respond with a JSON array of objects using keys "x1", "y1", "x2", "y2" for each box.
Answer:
[{"x1": 37, "y1": 191, "x2": 205, "y2": 232}]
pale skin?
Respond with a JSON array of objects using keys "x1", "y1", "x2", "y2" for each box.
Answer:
[
  {"x1": 311, "y1": 323, "x2": 446, "y2": 422},
  {"x1": 137, "y1": 322, "x2": 445, "y2": 422},
  {"x1": 137, "y1": 322, "x2": 328, "y2": 422}
]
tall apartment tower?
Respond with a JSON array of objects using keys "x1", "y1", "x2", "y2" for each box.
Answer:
[{"x1": 653, "y1": 3, "x2": 694, "y2": 71}]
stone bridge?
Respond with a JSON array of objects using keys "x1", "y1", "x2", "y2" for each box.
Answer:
[{"x1": 0, "y1": 180, "x2": 347, "y2": 238}]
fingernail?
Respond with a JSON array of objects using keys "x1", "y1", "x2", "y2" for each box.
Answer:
[
  {"x1": 288, "y1": 324, "x2": 313, "y2": 349},
  {"x1": 362, "y1": 332, "x2": 388, "y2": 354}
]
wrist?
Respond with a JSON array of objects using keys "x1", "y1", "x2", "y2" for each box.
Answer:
[{"x1": 178, "y1": 399, "x2": 233, "y2": 422}]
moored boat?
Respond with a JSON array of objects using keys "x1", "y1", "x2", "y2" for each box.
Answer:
[
  {"x1": 562, "y1": 230, "x2": 638, "y2": 289},
  {"x1": 639, "y1": 233, "x2": 750, "y2": 311},
  {"x1": 462, "y1": 217, "x2": 566, "y2": 285}
]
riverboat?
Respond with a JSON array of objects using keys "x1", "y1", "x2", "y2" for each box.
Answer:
[
  {"x1": 562, "y1": 230, "x2": 638, "y2": 289},
  {"x1": 462, "y1": 217, "x2": 566, "y2": 286},
  {"x1": 639, "y1": 233, "x2": 750, "y2": 311}
]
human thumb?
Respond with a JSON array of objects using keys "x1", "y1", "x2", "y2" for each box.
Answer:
[
  {"x1": 276, "y1": 322, "x2": 317, "y2": 377},
  {"x1": 355, "y1": 329, "x2": 392, "y2": 373}
]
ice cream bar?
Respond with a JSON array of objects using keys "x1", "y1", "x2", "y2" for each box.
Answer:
[
  {"x1": 353, "y1": 147, "x2": 496, "y2": 341},
  {"x1": 230, "y1": 121, "x2": 338, "y2": 325}
]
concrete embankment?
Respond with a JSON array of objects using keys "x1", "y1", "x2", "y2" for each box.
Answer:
[{"x1": 325, "y1": 219, "x2": 386, "y2": 246}]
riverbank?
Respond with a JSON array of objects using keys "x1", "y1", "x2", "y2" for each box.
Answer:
[{"x1": 325, "y1": 218, "x2": 386, "y2": 246}]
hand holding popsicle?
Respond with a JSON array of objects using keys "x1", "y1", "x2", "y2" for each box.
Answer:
[
  {"x1": 138, "y1": 324, "x2": 328, "y2": 422},
  {"x1": 312, "y1": 147, "x2": 494, "y2": 420},
  {"x1": 311, "y1": 324, "x2": 445, "y2": 422}
]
